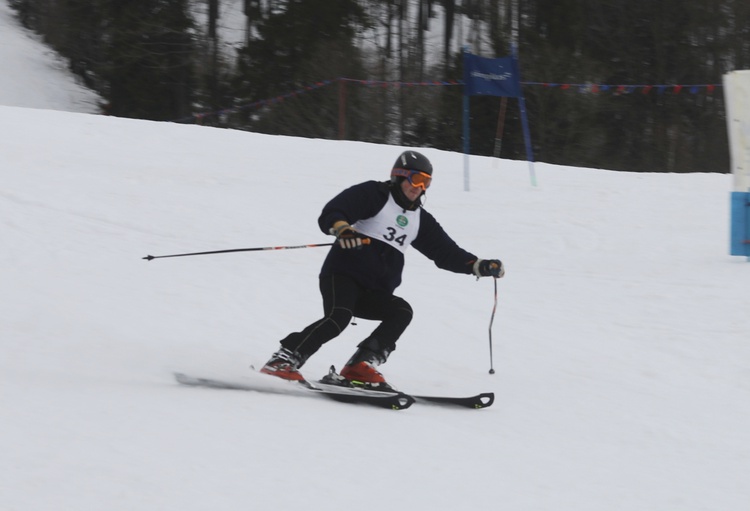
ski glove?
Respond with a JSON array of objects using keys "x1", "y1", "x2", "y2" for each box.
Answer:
[
  {"x1": 473, "y1": 259, "x2": 505, "y2": 278},
  {"x1": 330, "y1": 221, "x2": 369, "y2": 250}
]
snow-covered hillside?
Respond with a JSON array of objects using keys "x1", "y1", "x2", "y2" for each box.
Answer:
[
  {"x1": 1, "y1": 2, "x2": 749, "y2": 510},
  {"x1": 0, "y1": 1, "x2": 99, "y2": 113}
]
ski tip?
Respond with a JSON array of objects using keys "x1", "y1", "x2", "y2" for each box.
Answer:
[
  {"x1": 143, "y1": 255, "x2": 155, "y2": 261},
  {"x1": 477, "y1": 392, "x2": 495, "y2": 409},
  {"x1": 395, "y1": 394, "x2": 416, "y2": 410},
  {"x1": 410, "y1": 391, "x2": 495, "y2": 409}
]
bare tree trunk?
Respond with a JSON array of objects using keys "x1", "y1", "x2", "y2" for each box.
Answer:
[
  {"x1": 397, "y1": 0, "x2": 407, "y2": 144},
  {"x1": 442, "y1": 0, "x2": 455, "y2": 75}
]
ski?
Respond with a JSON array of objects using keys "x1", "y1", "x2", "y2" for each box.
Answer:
[
  {"x1": 411, "y1": 392, "x2": 494, "y2": 409},
  {"x1": 314, "y1": 381, "x2": 493, "y2": 409},
  {"x1": 310, "y1": 384, "x2": 415, "y2": 410},
  {"x1": 316, "y1": 366, "x2": 495, "y2": 410},
  {"x1": 174, "y1": 372, "x2": 414, "y2": 410},
  {"x1": 174, "y1": 371, "x2": 494, "y2": 410}
]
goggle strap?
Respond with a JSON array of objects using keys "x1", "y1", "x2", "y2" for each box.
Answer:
[
  {"x1": 391, "y1": 168, "x2": 413, "y2": 178},
  {"x1": 392, "y1": 168, "x2": 431, "y2": 180}
]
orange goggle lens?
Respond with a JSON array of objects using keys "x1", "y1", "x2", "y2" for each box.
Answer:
[{"x1": 392, "y1": 168, "x2": 432, "y2": 190}]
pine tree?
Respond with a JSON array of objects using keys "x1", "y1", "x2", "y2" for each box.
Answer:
[{"x1": 105, "y1": 0, "x2": 195, "y2": 120}]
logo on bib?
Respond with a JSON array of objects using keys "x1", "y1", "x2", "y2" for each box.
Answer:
[{"x1": 396, "y1": 215, "x2": 409, "y2": 227}]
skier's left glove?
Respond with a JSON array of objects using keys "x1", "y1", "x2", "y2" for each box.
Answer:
[{"x1": 473, "y1": 259, "x2": 505, "y2": 278}]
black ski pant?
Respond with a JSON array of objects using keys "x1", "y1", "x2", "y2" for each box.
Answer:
[{"x1": 279, "y1": 274, "x2": 413, "y2": 366}]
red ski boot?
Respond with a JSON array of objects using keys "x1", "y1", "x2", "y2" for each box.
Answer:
[
  {"x1": 259, "y1": 348, "x2": 305, "y2": 382},
  {"x1": 340, "y1": 360, "x2": 396, "y2": 391},
  {"x1": 340, "y1": 361, "x2": 386, "y2": 384},
  {"x1": 340, "y1": 338, "x2": 396, "y2": 391}
]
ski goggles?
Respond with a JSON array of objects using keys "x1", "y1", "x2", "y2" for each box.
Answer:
[{"x1": 391, "y1": 168, "x2": 432, "y2": 190}]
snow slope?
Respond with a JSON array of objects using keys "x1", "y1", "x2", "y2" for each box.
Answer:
[
  {"x1": 1, "y1": 2, "x2": 749, "y2": 510},
  {"x1": 0, "y1": 0, "x2": 99, "y2": 113}
]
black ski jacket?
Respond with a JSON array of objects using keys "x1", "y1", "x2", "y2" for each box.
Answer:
[{"x1": 318, "y1": 180, "x2": 477, "y2": 293}]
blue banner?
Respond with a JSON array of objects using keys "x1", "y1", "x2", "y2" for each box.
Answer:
[
  {"x1": 463, "y1": 53, "x2": 521, "y2": 97},
  {"x1": 730, "y1": 191, "x2": 750, "y2": 257}
]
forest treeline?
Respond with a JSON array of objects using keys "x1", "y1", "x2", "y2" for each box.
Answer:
[{"x1": 9, "y1": 0, "x2": 750, "y2": 172}]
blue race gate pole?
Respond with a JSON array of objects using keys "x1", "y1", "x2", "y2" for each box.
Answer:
[{"x1": 512, "y1": 44, "x2": 537, "y2": 187}]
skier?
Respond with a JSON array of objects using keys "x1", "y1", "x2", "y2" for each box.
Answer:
[{"x1": 260, "y1": 150, "x2": 504, "y2": 389}]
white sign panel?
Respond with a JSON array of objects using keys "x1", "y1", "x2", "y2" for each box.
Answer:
[{"x1": 724, "y1": 70, "x2": 750, "y2": 192}]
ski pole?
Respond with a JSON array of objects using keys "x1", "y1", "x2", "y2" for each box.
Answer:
[
  {"x1": 488, "y1": 277, "x2": 499, "y2": 375},
  {"x1": 142, "y1": 238, "x2": 370, "y2": 261},
  {"x1": 143, "y1": 242, "x2": 332, "y2": 261}
]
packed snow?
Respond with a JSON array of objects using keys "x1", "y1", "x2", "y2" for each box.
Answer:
[
  {"x1": 1, "y1": 2, "x2": 749, "y2": 510},
  {"x1": 0, "y1": 1, "x2": 100, "y2": 113}
]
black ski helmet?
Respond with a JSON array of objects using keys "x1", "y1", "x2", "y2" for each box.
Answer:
[
  {"x1": 389, "y1": 150, "x2": 432, "y2": 211},
  {"x1": 390, "y1": 151, "x2": 433, "y2": 185}
]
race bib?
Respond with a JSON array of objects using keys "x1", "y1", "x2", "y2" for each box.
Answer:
[{"x1": 353, "y1": 194, "x2": 420, "y2": 253}]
